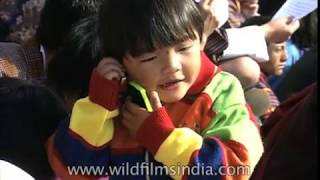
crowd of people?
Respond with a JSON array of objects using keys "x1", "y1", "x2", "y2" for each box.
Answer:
[{"x1": 0, "y1": 0, "x2": 317, "y2": 179}]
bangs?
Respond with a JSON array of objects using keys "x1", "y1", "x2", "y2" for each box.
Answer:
[
  {"x1": 127, "y1": 0, "x2": 202, "y2": 57},
  {"x1": 99, "y1": 0, "x2": 203, "y2": 60}
]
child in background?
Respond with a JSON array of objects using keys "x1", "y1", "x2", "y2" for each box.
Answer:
[
  {"x1": 241, "y1": 16, "x2": 287, "y2": 121},
  {"x1": 46, "y1": 15, "x2": 101, "y2": 112},
  {"x1": 0, "y1": 77, "x2": 67, "y2": 179},
  {"x1": 47, "y1": 0, "x2": 263, "y2": 179}
]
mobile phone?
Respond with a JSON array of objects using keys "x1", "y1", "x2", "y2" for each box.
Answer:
[{"x1": 127, "y1": 81, "x2": 153, "y2": 112}]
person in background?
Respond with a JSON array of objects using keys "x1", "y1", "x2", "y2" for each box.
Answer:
[
  {"x1": 251, "y1": 82, "x2": 317, "y2": 180},
  {"x1": 197, "y1": 0, "x2": 299, "y2": 68},
  {"x1": 47, "y1": 15, "x2": 101, "y2": 112},
  {"x1": 0, "y1": 0, "x2": 101, "y2": 81},
  {"x1": 269, "y1": 10, "x2": 318, "y2": 91},
  {"x1": 0, "y1": 0, "x2": 45, "y2": 42},
  {"x1": 240, "y1": 15, "x2": 288, "y2": 122},
  {"x1": 275, "y1": 48, "x2": 317, "y2": 101},
  {"x1": 195, "y1": 0, "x2": 299, "y2": 124},
  {"x1": 0, "y1": 77, "x2": 67, "y2": 179}
]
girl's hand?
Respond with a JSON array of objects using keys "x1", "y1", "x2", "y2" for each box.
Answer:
[
  {"x1": 96, "y1": 57, "x2": 125, "y2": 81},
  {"x1": 122, "y1": 91, "x2": 162, "y2": 137}
]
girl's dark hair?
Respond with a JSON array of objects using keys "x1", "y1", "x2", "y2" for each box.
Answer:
[
  {"x1": 98, "y1": 0, "x2": 203, "y2": 60},
  {"x1": 36, "y1": 0, "x2": 101, "y2": 50},
  {"x1": 0, "y1": 77, "x2": 67, "y2": 179},
  {"x1": 47, "y1": 15, "x2": 101, "y2": 100}
]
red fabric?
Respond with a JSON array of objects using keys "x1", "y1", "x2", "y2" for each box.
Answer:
[
  {"x1": 89, "y1": 69, "x2": 123, "y2": 110},
  {"x1": 250, "y1": 83, "x2": 317, "y2": 180},
  {"x1": 187, "y1": 52, "x2": 217, "y2": 95},
  {"x1": 136, "y1": 107, "x2": 175, "y2": 155}
]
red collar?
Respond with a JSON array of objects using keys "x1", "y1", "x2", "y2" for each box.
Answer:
[{"x1": 187, "y1": 51, "x2": 218, "y2": 95}]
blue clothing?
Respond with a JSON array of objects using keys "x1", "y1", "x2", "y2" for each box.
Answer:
[{"x1": 268, "y1": 40, "x2": 303, "y2": 90}]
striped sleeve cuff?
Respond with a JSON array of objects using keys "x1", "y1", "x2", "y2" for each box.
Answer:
[
  {"x1": 136, "y1": 107, "x2": 175, "y2": 155},
  {"x1": 89, "y1": 68, "x2": 122, "y2": 110}
]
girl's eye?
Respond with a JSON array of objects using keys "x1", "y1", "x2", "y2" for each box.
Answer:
[
  {"x1": 178, "y1": 45, "x2": 192, "y2": 52},
  {"x1": 275, "y1": 47, "x2": 284, "y2": 52},
  {"x1": 141, "y1": 56, "x2": 156, "y2": 62}
]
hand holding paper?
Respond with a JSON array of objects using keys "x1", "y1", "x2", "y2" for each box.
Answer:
[
  {"x1": 273, "y1": 0, "x2": 318, "y2": 20},
  {"x1": 262, "y1": 17, "x2": 300, "y2": 43}
]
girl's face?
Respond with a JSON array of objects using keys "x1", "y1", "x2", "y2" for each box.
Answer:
[
  {"x1": 123, "y1": 36, "x2": 202, "y2": 103},
  {"x1": 260, "y1": 42, "x2": 288, "y2": 76}
]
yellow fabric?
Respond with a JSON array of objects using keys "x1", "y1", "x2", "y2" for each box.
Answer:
[
  {"x1": 69, "y1": 97, "x2": 118, "y2": 147},
  {"x1": 154, "y1": 128, "x2": 203, "y2": 180}
]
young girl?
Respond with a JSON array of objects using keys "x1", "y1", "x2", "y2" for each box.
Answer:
[{"x1": 47, "y1": 0, "x2": 263, "y2": 179}]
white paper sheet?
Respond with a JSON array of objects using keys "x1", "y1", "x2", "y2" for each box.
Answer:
[{"x1": 273, "y1": 0, "x2": 318, "y2": 20}]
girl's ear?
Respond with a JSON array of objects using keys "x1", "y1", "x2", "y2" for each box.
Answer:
[
  {"x1": 122, "y1": 56, "x2": 131, "y2": 66},
  {"x1": 121, "y1": 56, "x2": 131, "y2": 81}
]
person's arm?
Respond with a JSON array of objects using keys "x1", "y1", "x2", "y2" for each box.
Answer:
[
  {"x1": 47, "y1": 60, "x2": 124, "y2": 179},
  {"x1": 219, "y1": 56, "x2": 261, "y2": 90},
  {"x1": 221, "y1": 17, "x2": 300, "y2": 63},
  {"x1": 135, "y1": 72, "x2": 263, "y2": 179},
  {"x1": 222, "y1": 25, "x2": 269, "y2": 62}
]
